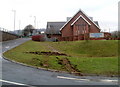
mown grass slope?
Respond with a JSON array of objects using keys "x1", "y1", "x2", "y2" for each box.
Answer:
[{"x1": 3, "y1": 40, "x2": 118, "y2": 76}]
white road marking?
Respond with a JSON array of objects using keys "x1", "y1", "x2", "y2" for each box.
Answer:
[
  {"x1": 57, "y1": 76, "x2": 90, "y2": 81},
  {"x1": 101, "y1": 79, "x2": 118, "y2": 83},
  {"x1": 57, "y1": 76, "x2": 118, "y2": 83},
  {"x1": 0, "y1": 79, "x2": 35, "y2": 87},
  {"x1": 5, "y1": 46, "x2": 9, "y2": 49}
]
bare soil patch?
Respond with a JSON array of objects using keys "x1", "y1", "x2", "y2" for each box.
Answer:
[
  {"x1": 56, "y1": 57, "x2": 83, "y2": 76},
  {"x1": 25, "y1": 51, "x2": 68, "y2": 56}
]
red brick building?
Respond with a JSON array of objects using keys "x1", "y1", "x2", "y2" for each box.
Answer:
[
  {"x1": 60, "y1": 9, "x2": 101, "y2": 41},
  {"x1": 46, "y1": 9, "x2": 111, "y2": 41}
]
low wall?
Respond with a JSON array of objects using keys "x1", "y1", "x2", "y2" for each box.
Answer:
[{"x1": 0, "y1": 31, "x2": 19, "y2": 42}]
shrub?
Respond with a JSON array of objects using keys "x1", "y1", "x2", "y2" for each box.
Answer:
[{"x1": 32, "y1": 35, "x2": 45, "y2": 41}]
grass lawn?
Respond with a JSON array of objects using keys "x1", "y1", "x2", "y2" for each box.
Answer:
[{"x1": 3, "y1": 40, "x2": 118, "y2": 76}]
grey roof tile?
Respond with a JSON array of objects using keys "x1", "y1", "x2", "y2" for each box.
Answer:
[{"x1": 46, "y1": 22, "x2": 66, "y2": 34}]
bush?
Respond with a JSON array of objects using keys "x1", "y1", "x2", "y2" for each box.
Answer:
[{"x1": 32, "y1": 35, "x2": 45, "y2": 41}]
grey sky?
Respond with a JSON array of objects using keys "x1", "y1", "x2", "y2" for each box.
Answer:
[{"x1": 0, "y1": 0, "x2": 119, "y2": 32}]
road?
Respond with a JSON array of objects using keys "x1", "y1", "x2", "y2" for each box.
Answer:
[{"x1": 1, "y1": 38, "x2": 118, "y2": 87}]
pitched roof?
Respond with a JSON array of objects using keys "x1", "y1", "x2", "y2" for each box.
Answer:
[
  {"x1": 46, "y1": 22, "x2": 66, "y2": 34},
  {"x1": 60, "y1": 9, "x2": 100, "y2": 31},
  {"x1": 94, "y1": 21, "x2": 99, "y2": 26},
  {"x1": 71, "y1": 15, "x2": 91, "y2": 26}
]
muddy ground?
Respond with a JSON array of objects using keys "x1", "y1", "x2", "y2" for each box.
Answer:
[
  {"x1": 56, "y1": 57, "x2": 83, "y2": 76},
  {"x1": 25, "y1": 51, "x2": 68, "y2": 56},
  {"x1": 25, "y1": 51, "x2": 83, "y2": 76}
]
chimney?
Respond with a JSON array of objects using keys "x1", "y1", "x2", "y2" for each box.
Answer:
[
  {"x1": 89, "y1": 17, "x2": 93, "y2": 21},
  {"x1": 66, "y1": 17, "x2": 71, "y2": 21}
]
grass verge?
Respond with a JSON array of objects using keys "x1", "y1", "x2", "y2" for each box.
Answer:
[{"x1": 3, "y1": 40, "x2": 118, "y2": 76}]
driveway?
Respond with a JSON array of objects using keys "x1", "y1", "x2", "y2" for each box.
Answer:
[{"x1": 1, "y1": 38, "x2": 118, "y2": 87}]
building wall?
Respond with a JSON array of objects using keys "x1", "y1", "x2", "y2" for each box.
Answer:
[
  {"x1": 61, "y1": 11, "x2": 100, "y2": 38},
  {"x1": 47, "y1": 34, "x2": 61, "y2": 39},
  {"x1": 73, "y1": 18, "x2": 90, "y2": 36},
  {"x1": 0, "y1": 31, "x2": 18, "y2": 42}
]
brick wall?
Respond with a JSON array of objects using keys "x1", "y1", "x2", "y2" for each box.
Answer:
[
  {"x1": 61, "y1": 10, "x2": 100, "y2": 38},
  {"x1": 0, "y1": 31, "x2": 18, "y2": 42}
]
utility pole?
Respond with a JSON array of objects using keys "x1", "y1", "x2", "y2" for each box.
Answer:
[
  {"x1": 12, "y1": 10, "x2": 16, "y2": 33},
  {"x1": 34, "y1": 16, "x2": 36, "y2": 28},
  {"x1": 19, "y1": 20, "x2": 21, "y2": 30},
  {"x1": 30, "y1": 15, "x2": 36, "y2": 28},
  {"x1": 109, "y1": 28, "x2": 110, "y2": 33},
  {"x1": 19, "y1": 20, "x2": 21, "y2": 36}
]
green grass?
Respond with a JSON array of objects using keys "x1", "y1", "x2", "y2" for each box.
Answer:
[
  {"x1": 67, "y1": 57, "x2": 118, "y2": 76},
  {"x1": 49, "y1": 40, "x2": 118, "y2": 57},
  {"x1": 3, "y1": 40, "x2": 118, "y2": 76}
]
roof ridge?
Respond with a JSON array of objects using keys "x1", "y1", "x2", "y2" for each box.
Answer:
[
  {"x1": 60, "y1": 9, "x2": 100, "y2": 31},
  {"x1": 79, "y1": 9, "x2": 100, "y2": 29},
  {"x1": 60, "y1": 9, "x2": 81, "y2": 31},
  {"x1": 71, "y1": 15, "x2": 91, "y2": 26}
]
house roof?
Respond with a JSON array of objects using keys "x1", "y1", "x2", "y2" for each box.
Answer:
[
  {"x1": 60, "y1": 9, "x2": 100, "y2": 31},
  {"x1": 71, "y1": 15, "x2": 91, "y2": 26},
  {"x1": 46, "y1": 22, "x2": 66, "y2": 34},
  {"x1": 94, "y1": 21, "x2": 99, "y2": 26}
]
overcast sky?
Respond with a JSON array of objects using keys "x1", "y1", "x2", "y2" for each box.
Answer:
[{"x1": 0, "y1": 0, "x2": 119, "y2": 32}]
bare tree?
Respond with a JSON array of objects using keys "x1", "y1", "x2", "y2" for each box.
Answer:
[
  {"x1": 23, "y1": 24, "x2": 35, "y2": 36},
  {"x1": 111, "y1": 31, "x2": 120, "y2": 38}
]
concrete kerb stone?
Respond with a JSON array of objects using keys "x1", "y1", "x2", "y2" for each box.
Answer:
[{"x1": 2, "y1": 55, "x2": 68, "y2": 74}]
